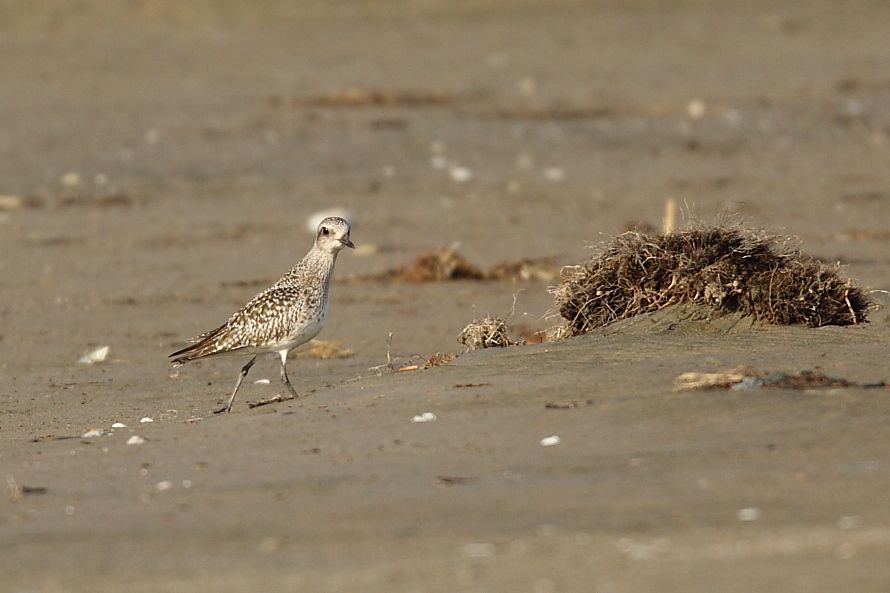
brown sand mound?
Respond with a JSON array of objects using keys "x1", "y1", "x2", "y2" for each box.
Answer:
[
  {"x1": 458, "y1": 316, "x2": 524, "y2": 352},
  {"x1": 553, "y1": 226, "x2": 870, "y2": 336}
]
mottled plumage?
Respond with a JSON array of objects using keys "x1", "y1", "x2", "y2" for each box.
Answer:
[{"x1": 169, "y1": 217, "x2": 354, "y2": 412}]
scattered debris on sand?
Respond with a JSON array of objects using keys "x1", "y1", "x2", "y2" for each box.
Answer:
[
  {"x1": 247, "y1": 394, "x2": 295, "y2": 409},
  {"x1": 349, "y1": 248, "x2": 558, "y2": 283},
  {"x1": 295, "y1": 88, "x2": 455, "y2": 108},
  {"x1": 545, "y1": 399, "x2": 594, "y2": 409},
  {"x1": 437, "y1": 476, "x2": 477, "y2": 486},
  {"x1": 369, "y1": 248, "x2": 485, "y2": 282},
  {"x1": 59, "y1": 192, "x2": 133, "y2": 208},
  {"x1": 459, "y1": 316, "x2": 523, "y2": 352},
  {"x1": 292, "y1": 340, "x2": 354, "y2": 360},
  {"x1": 424, "y1": 352, "x2": 455, "y2": 368},
  {"x1": 6, "y1": 476, "x2": 46, "y2": 502},
  {"x1": 553, "y1": 226, "x2": 870, "y2": 336},
  {"x1": 391, "y1": 351, "x2": 455, "y2": 373},
  {"x1": 674, "y1": 368, "x2": 885, "y2": 391}
]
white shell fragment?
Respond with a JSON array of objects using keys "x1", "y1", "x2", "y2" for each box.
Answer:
[
  {"x1": 448, "y1": 166, "x2": 474, "y2": 183},
  {"x1": 78, "y1": 345, "x2": 110, "y2": 364},
  {"x1": 126, "y1": 435, "x2": 145, "y2": 445},
  {"x1": 111, "y1": 422, "x2": 127, "y2": 429},
  {"x1": 155, "y1": 480, "x2": 173, "y2": 491},
  {"x1": 411, "y1": 412, "x2": 438, "y2": 423},
  {"x1": 687, "y1": 99, "x2": 707, "y2": 119},
  {"x1": 543, "y1": 167, "x2": 566, "y2": 182},
  {"x1": 540, "y1": 435, "x2": 561, "y2": 447},
  {"x1": 253, "y1": 379, "x2": 271, "y2": 385},
  {"x1": 61, "y1": 171, "x2": 81, "y2": 187},
  {"x1": 737, "y1": 507, "x2": 762, "y2": 522},
  {"x1": 81, "y1": 428, "x2": 104, "y2": 438},
  {"x1": 139, "y1": 417, "x2": 153, "y2": 424}
]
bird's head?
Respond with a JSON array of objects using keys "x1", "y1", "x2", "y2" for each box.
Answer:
[{"x1": 315, "y1": 216, "x2": 354, "y2": 254}]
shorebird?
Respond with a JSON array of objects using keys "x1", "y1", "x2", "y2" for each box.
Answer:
[{"x1": 169, "y1": 217, "x2": 354, "y2": 413}]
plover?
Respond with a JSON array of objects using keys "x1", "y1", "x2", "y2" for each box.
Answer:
[{"x1": 169, "y1": 217, "x2": 354, "y2": 413}]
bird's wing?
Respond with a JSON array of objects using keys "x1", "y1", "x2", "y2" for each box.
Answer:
[{"x1": 170, "y1": 286, "x2": 305, "y2": 363}]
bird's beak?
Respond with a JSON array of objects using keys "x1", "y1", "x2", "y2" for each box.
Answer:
[{"x1": 341, "y1": 236, "x2": 355, "y2": 249}]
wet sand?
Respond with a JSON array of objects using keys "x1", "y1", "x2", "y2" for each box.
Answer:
[{"x1": 2, "y1": 1, "x2": 890, "y2": 591}]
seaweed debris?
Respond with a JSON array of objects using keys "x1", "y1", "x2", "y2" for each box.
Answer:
[
  {"x1": 458, "y1": 316, "x2": 524, "y2": 352},
  {"x1": 553, "y1": 226, "x2": 869, "y2": 336},
  {"x1": 349, "y1": 248, "x2": 557, "y2": 283},
  {"x1": 674, "y1": 368, "x2": 885, "y2": 391}
]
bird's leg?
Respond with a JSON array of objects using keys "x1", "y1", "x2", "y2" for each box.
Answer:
[
  {"x1": 214, "y1": 356, "x2": 257, "y2": 414},
  {"x1": 279, "y1": 350, "x2": 299, "y2": 398}
]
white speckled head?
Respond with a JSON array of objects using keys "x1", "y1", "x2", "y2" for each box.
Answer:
[{"x1": 315, "y1": 216, "x2": 354, "y2": 253}]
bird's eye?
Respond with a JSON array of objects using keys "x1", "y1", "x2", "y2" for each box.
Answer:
[{"x1": 321, "y1": 227, "x2": 330, "y2": 235}]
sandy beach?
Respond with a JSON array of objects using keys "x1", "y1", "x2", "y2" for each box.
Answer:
[{"x1": 2, "y1": 1, "x2": 890, "y2": 591}]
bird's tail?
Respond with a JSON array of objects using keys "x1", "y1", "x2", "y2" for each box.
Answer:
[{"x1": 169, "y1": 326, "x2": 225, "y2": 366}]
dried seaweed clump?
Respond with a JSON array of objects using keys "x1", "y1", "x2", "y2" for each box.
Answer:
[
  {"x1": 378, "y1": 248, "x2": 486, "y2": 282},
  {"x1": 458, "y1": 316, "x2": 523, "y2": 352},
  {"x1": 553, "y1": 226, "x2": 870, "y2": 336}
]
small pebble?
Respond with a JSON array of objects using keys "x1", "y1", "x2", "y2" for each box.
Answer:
[
  {"x1": 127, "y1": 435, "x2": 145, "y2": 446},
  {"x1": 687, "y1": 99, "x2": 707, "y2": 119},
  {"x1": 139, "y1": 417, "x2": 153, "y2": 424},
  {"x1": 411, "y1": 412, "x2": 437, "y2": 423},
  {"x1": 737, "y1": 507, "x2": 761, "y2": 522},
  {"x1": 111, "y1": 422, "x2": 127, "y2": 429},
  {"x1": 448, "y1": 166, "x2": 473, "y2": 183},
  {"x1": 543, "y1": 167, "x2": 566, "y2": 182},
  {"x1": 61, "y1": 172, "x2": 81, "y2": 187},
  {"x1": 540, "y1": 435, "x2": 561, "y2": 447},
  {"x1": 155, "y1": 480, "x2": 173, "y2": 491},
  {"x1": 78, "y1": 345, "x2": 109, "y2": 364},
  {"x1": 81, "y1": 428, "x2": 103, "y2": 438}
]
